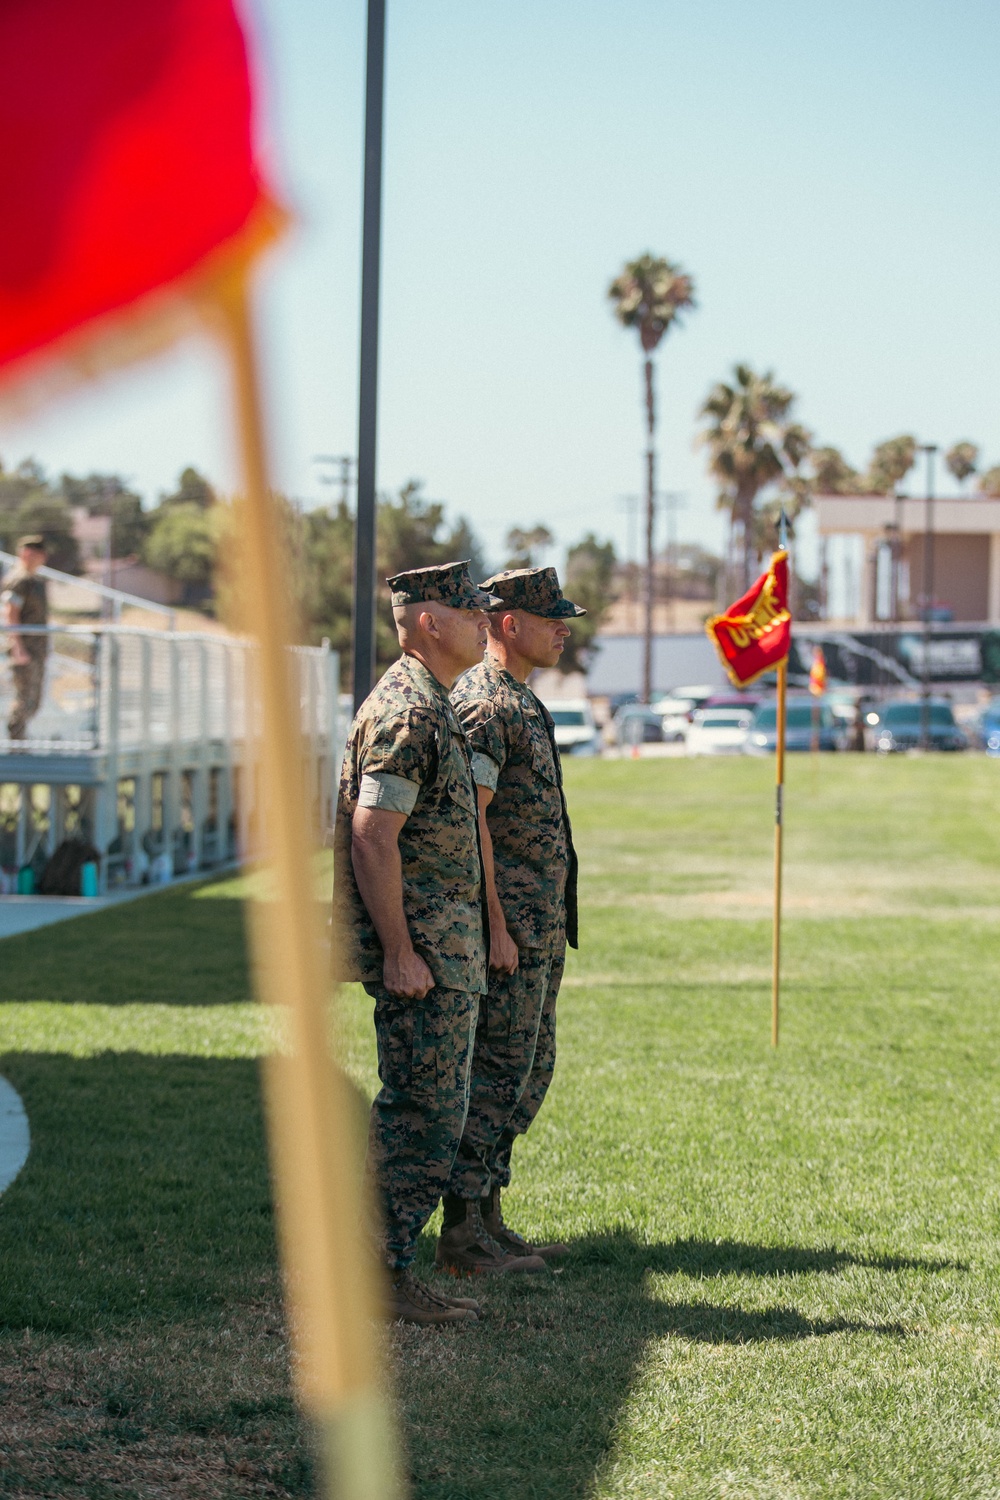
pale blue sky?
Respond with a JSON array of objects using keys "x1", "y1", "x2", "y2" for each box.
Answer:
[{"x1": 3, "y1": 0, "x2": 999, "y2": 573}]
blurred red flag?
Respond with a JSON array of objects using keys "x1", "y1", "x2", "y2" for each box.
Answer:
[
  {"x1": 0, "y1": 0, "x2": 276, "y2": 387},
  {"x1": 808, "y1": 645, "x2": 827, "y2": 697},
  {"x1": 706, "y1": 550, "x2": 792, "y2": 688}
]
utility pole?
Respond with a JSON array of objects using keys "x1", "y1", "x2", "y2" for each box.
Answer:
[
  {"x1": 919, "y1": 445, "x2": 937, "y2": 749},
  {"x1": 352, "y1": 0, "x2": 386, "y2": 714},
  {"x1": 314, "y1": 454, "x2": 356, "y2": 510},
  {"x1": 642, "y1": 357, "x2": 655, "y2": 703}
]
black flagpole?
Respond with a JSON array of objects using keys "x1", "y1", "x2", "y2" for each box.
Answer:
[{"x1": 352, "y1": 0, "x2": 386, "y2": 713}]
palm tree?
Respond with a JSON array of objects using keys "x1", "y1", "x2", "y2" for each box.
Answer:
[
  {"x1": 863, "y1": 435, "x2": 917, "y2": 494},
  {"x1": 698, "y1": 363, "x2": 810, "y2": 591},
  {"x1": 945, "y1": 441, "x2": 978, "y2": 491},
  {"x1": 609, "y1": 253, "x2": 695, "y2": 702},
  {"x1": 978, "y1": 465, "x2": 1000, "y2": 497}
]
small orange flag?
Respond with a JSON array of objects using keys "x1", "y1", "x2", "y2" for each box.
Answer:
[
  {"x1": 706, "y1": 550, "x2": 792, "y2": 689},
  {"x1": 809, "y1": 645, "x2": 827, "y2": 697}
]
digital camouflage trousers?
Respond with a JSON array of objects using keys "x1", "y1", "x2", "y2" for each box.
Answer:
[
  {"x1": 446, "y1": 944, "x2": 564, "y2": 1202},
  {"x1": 7, "y1": 656, "x2": 45, "y2": 740},
  {"x1": 364, "y1": 982, "x2": 478, "y2": 1272}
]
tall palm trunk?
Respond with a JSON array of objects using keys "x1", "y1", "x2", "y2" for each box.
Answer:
[
  {"x1": 643, "y1": 355, "x2": 655, "y2": 704},
  {"x1": 737, "y1": 480, "x2": 757, "y2": 592}
]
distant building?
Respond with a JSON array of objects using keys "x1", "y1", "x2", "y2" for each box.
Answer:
[
  {"x1": 585, "y1": 633, "x2": 728, "y2": 701},
  {"x1": 817, "y1": 493, "x2": 1000, "y2": 625},
  {"x1": 82, "y1": 556, "x2": 182, "y2": 606}
]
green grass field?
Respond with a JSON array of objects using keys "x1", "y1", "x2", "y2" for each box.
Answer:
[{"x1": 2, "y1": 754, "x2": 999, "y2": 1498}]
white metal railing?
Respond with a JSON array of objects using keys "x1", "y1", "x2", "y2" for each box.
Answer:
[{"x1": 0, "y1": 624, "x2": 341, "y2": 758}]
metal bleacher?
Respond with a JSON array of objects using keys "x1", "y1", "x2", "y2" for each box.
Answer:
[{"x1": 0, "y1": 553, "x2": 344, "y2": 893}]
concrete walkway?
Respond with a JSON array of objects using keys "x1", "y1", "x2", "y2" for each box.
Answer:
[
  {"x1": 0, "y1": 863, "x2": 239, "y2": 941},
  {"x1": 0, "y1": 1077, "x2": 29, "y2": 1194},
  {"x1": 0, "y1": 886, "x2": 159, "y2": 940}
]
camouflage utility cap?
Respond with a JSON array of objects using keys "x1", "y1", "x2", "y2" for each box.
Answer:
[
  {"x1": 387, "y1": 560, "x2": 503, "y2": 610},
  {"x1": 480, "y1": 566, "x2": 586, "y2": 618}
]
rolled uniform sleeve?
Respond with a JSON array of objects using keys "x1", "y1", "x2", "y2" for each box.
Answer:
[
  {"x1": 469, "y1": 751, "x2": 500, "y2": 792},
  {"x1": 358, "y1": 770, "x2": 420, "y2": 814}
]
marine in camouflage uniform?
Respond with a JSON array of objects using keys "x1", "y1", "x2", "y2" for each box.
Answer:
[
  {"x1": 333, "y1": 561, "x2": 543, "y2": 1326},
  {"x1": 1, "y1": 535, "x2": 48, "y2": 741},
  {"x1": 441, "y1": 565, "x2": 583, "y2": 1264}
]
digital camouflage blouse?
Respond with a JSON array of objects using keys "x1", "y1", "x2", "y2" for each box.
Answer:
[
  {"x1": 452, "y1": 656, "x2": 578, "y2": 952},
  {"x1": 333, "y1": 653, "x2": 487, "y2": 993}
]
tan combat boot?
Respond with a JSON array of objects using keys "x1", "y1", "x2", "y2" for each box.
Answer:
[
  {"x1": 435, "y1": 1196, "x2": 547, "y2": 1275},
  {"x1": 482, "y1": 1183, "x2": 568, "y2": 1261},
  {"x1": 386, "y1": 1269, "x2": 479, "y2": 1326}
]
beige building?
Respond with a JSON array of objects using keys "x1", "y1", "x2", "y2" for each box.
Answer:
[{"x1": 816, "y1": 493, "x2": 1000, "y2": 625}]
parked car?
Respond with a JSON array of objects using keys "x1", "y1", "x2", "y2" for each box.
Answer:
[
  {"x1": 685, "y1": 707, "x2": 753, "y2": 756},
  {"x1": 654, "y1": 694, "x2": 700, "y2": 741},
  {"x1": 866, "y1": 699, "x2": 967, "y2": 753},
  {"x1": 977, "y1": 696, "x2": 1000, "y2": 755},
  {"x1": 743, "y1": 698, "x2": 840, "y2": 754},
  {"x1": 611, "y1": 703, "x2": 665, "y2": 746},
  {"x1": 546, "y1": 699, "x2": 601, "y2": 756}
]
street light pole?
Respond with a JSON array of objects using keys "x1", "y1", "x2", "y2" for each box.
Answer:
[
  {"x1": 920, "y1": 444, "x2": 937, "y2": 749},
  {"x1": 352, "y1": 0, "x2": 386, "y2": 714}
]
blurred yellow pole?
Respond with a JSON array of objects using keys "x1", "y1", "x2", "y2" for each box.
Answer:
[
  {"x1": 217, "y1": 272, "x2": 402, "y2": 1500},
  {"x1": 771, "y1": 658, "x2": 787, "y2": 1048}
]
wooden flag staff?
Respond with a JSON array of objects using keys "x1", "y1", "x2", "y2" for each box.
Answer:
[
  {"x1": 770, "y1": 509, "x2": 790, "y2": 1048},
  {"x1": 218, "y1": 273, "x2": 401, "y2": 1500},
  {"x1": 771, "y1": 653, "x2": 787, "y2": 1048}
]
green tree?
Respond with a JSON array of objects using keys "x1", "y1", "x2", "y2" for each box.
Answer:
[
  {"x1": 945, "y1": 441, "x2": 978, "y2": 489},
  {"x1": 299, "y1": 499, "x2": 354, "y2": 662},
  {"x1": 297, "y1": 481, "x2": 486, "y2": 678},
  {"x1": 698, "y1": 363, "x2": 810, "y2": 590},
  {"x1": 810, "y1": 445, "x2": 862, "y2": 494},
  {"x1": 503, "y1": 524, "x2": 554, "y2": 570},
  {"x1": 4, "y1": 492, "x2": 81, "y2": 573},
  {"x1": 863, "y1": 435, "x2": 917, "y2": 494},
  {"x1": 159, "y1": 466, "x2": 216, "y2": 511},
  {"x1": 558, "y1": 533, "x2": 617, "y2": 674},
  {"x1": 143, "y1": 503, "x2": 219, "y2": 603},
  {"x1": 609, "y1": 252, "x2": 696, "y2": 701},
  {"x1": 0, "y1": 458, "x2": 48, "y2": 523}
]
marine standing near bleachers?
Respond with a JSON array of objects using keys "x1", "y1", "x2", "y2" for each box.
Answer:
[{"x1": 1, "y1": 535, "x2": 48, "y2": 741}]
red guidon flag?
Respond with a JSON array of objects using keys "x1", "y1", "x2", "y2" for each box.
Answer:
[
  {"x1": 706, "y1": 549, "x2": 792, "y2": 689},
  {"x1": 808, "y1": 645, "x2": 827, "y2": 697},
  {"x1": 0, "y1": 0, "x2": 280, "y2": 398}
]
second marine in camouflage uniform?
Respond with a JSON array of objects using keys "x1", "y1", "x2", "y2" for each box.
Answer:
[
  {"x1": 438, "y1": 565, "x2": 583, "y2": 1266},
  {"x1": 333, "y1": 561, "x2": 545, "y2": 1327}
]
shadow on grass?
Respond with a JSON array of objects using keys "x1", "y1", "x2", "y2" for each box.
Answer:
[
  {"x1": 573, "y1": 1229, "x2": 965, "y2": 1277},
  {"x1": 400, "y1": 1228, "x2": 913, "y2": 1499}
]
